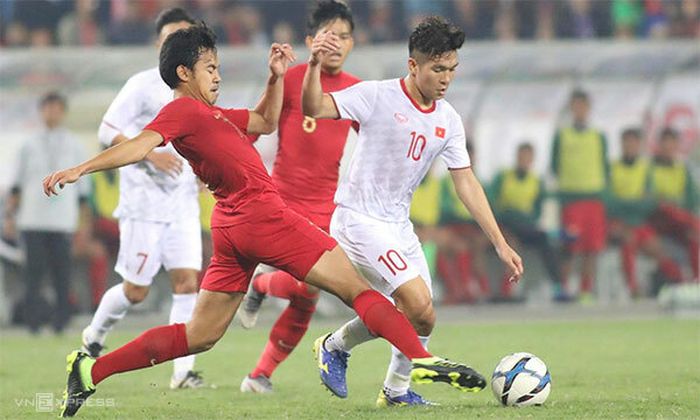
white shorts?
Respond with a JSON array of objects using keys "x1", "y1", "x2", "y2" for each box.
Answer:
[
  {"x1": 115, "y1": 217, "x2": 202, "y2": 286},
  {"x1": 330, "y1": 206, "x2": 432, "y2": 297}
]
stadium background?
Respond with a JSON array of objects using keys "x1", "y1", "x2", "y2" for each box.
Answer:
[{"x1": 0, "y1": 1, "x2": 698, "y2": 418}]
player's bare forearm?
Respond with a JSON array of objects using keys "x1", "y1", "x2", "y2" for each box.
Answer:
[
  {"x1": 248, "y1": 73, "x2": 283, "y2": 135},
  {"x1": 302, "y1": 31, "x2": 340, "y2": 119},
  {"x1": 248, "y1": 43, "x2": 295, "y2": 134},
  {"x1": 450, "y1": 168, "x2": 508, "y2": 249},
  {"x1": 43, "y1": 131, "x2": 162, "y2": 196},
  {"x1": 79, "y1": 132, "x2": 162, "y2": 175},
  {"x1": 302, "y1": 59, "x2": 324, "y2": 117},
  {"x1": 451, "y1": 168, "x2": 524, "y2": 280}
]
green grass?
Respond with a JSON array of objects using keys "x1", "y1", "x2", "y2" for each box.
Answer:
[{"x1": 1, "y1": 318, "x2": 699, "y2": 419}]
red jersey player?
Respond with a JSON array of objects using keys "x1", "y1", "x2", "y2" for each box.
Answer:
[
  {"x1": 238, "y1": 0, "x2": 360, "y2": 394},
  {"x1": 43, "y1": 24, "x2": 482, "y2": 417}
]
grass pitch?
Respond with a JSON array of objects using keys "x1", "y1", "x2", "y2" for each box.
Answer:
[{"x1": 1, "y1": 317, "x2": 698, "y2": 419}]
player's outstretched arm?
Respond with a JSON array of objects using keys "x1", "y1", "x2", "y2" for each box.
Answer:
[
  {"x1": 247, "y1": 43, "x2": 296, "y2": 135},
  {"x1": 43, "y1": 130, "x2": 163, "y2": 196},
  {"x1": 302, "y1": 31, "x2": 341, "y2": 119},
  {"x1": 450, "y1": 168, "x2": 524, "y2": 282}
]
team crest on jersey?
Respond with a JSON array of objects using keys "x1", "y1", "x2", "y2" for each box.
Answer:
[
  {"x1": 213, "y1": 109, "x2": 246, "y2": 137},
  {"x1": 303, "y1": 116, "x2": 317, "y2": 133},
  {"x1": 435, "y1": 126, "x2": 446, "y2": 139},
  {"x1": 394, "y1": 112, "x2": 408, "y2": 124}
]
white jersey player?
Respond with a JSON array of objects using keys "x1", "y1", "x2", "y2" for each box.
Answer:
[
  {"x1": 303, "y1": 17, "x2": 523, "y2": 406},
  {"x1": 81, "y1": 8, "x2": 205, "y2": 389}
]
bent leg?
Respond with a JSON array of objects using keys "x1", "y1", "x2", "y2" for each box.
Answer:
[{"x1": 91, "y1": 289, "x2": 241, "y2": 385}]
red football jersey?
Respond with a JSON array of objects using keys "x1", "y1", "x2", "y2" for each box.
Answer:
[
  {"x1": 144, "y1": 97, "x2": 286, "y2": 227},
  {"x1": 272, "y1": 64, "x2": 360, "y2": 217}
]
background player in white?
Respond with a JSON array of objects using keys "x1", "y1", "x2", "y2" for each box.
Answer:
[
  {"x1": 80, "y1": 8, "x2": 205, "y2": 389},
  {"x1": 302, "y1": 17, "x2": 523, "y2": 406}
]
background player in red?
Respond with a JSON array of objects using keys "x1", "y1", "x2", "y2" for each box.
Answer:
[
  {"x1": 238, "y1": 0, "x2": 360, "y2": 394},
  {"x1": 43, "y1": 24, "x2": 483, "y2": 417}
]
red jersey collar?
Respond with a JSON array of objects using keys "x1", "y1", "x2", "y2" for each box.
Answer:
[{"x1": 400, "y1": 78, "x2": 436, "y2": 114}]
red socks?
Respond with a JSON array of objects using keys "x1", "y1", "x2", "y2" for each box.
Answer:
[
  {"x1": 254, "y1": 271, "x2": 304, "y2": 300},
  {"x1": 91, "y1": 323, "x2": 189, "y2": 385},
  {"x1": 351, "y1": 290, "x2": 431, "y2": 360},
  {"x1": 251, "y1": 285, "x2": 317, "y2": 378}
]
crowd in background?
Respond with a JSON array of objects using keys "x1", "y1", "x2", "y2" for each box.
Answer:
[{"x1": 1, "y1": 0, "x2": 699, "y2": 48}]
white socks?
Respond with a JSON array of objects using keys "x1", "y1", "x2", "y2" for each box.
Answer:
[
  {"x1": 86, "y1": 284, "x2": 132, "y2": 345},
  {"x1": 324, "y1": 316, "x2": 430, "y2": 398},
  {"x1": 383, "y1": 335, "x2": 430, "y2": 398},
  {"x1": 170, "y1": 293, "x2": 197, "y2": 380},
  {"x1": 324, "y1": 316, "x2": 376, "y2": 353}
]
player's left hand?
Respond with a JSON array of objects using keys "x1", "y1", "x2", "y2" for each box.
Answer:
[
  {"x1": 496, "y1": 243, "x2": 524, "y2": 283},
  {"x1": 42, "y1": 167, "x2": 82, "y2": 197},
  {"x1": 269, "y1": 43, "x2": 296, "y2": 77}
]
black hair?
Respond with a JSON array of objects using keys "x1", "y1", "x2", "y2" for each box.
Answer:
[
  {"x1": 518, "y1": 142, "x2": 534, "y2": 153},
  {"x1": 570, "y1": 88, "x2": 590, "y2": 103},
  {"x1": 306, "y1": 0, "x2": 354, "y2": 35},
  {"x1": 660, "y1": 127, "x2": 679, "y2": 141},
  {"x1": 621, "y1": 127, "x2": 642, "y2": 140},
  {"x1": 155, "y1": 7, "x2": 195, "y2": 35},
  {"x1": 159, "y1": 24, "x2": 217, "y2": 89},
  {"x1": 408, "y1": 16, "x2": 465, "y2": 59},
  {"x1": 39, "y1": 91, "x2": 67, "y2": 109}
]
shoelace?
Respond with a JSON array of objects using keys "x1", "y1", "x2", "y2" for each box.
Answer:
[
  {"x1": 433, "y1": 358, "x2": 469, "y2": 369},
  {"x1": 329, "y1": 352, "x2": 349, "y2": 379},
  {"x1": 405, "y1": 390, "x2": 427, "y2": 404}
]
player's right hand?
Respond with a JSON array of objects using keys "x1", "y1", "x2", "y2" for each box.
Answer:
[
  {"x1": 309, "y1": 30, "x2": 340, "y2": 65},
  {"x1": 43, "y1": 167, "x2": 82, "y2": 196},
  {"x1": 145, "y1": 151, "x2": 182, "y2": 177}
]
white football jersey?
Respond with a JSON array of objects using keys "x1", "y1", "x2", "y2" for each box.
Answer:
[
  {"x1": 330, "y1": 78, "x2": 470, "y2": 221},
  {"x1": 99, "y1": 67, "x2": 199, "y2": 222}
]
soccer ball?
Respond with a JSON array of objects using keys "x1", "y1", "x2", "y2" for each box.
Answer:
[{"x1": 491, "y1": 352, "x2": 551, "y2": 407}]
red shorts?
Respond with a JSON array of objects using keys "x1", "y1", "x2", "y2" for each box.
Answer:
[
  {"x1": 562, "y1": 200, "x2": 607, "y2": 252},
  {"x1": 201, "y1": 207, "x2": 337, "y2": 293},
  {"x1": 285, "y1": 198, "x2": 333, "y2": 233}
]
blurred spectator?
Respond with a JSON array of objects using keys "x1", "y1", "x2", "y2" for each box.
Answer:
[
  {"x1": 365, "y1": 0, "x2": 401, "y2": 43},
  {"x1": 490, "y1": 143, "x2": 569, "y2": 301},
  {"x1": 647, "y1": 128, "x2": 699, "y2": 281},
  {"x1": 272, "y1": 21, "x2": 297, "y2": 44},
  {"x1": 3, "y1": 92, "x2": 90, "y2": 334},
  {"x1": 607, "y1": 128, "x2": 683, "y2": 297},
  {"x1": 450, "y1": 0, "x2": 497, "y2": 40},
  {"x1": 11, "y1": 0, "x2": 65, "y2": 46},
  {"x1": 553, "y1": 0, "x2": 613, "y2": 39},
  {"x1": 58, "y1": 0, "x2": 107, "y2": 46},
  {"x1": 551, "y1": 89, "x2": 609, "y2": 300},
  {"x1": 612, "y1": 0, "x2": 643, "y2": 38},
  {"x1": 494, "y1": 1, "x2": 517, "y2": 41},
  {"x1": 669, "y1": 0, "x2": 700, "y2": 38},
  {"x1": 220, "y1": 4, "x2": 268, "y2": 46},
  {"x1": 107, "y1": 1, "x2": 151, "y2": 45},
  {"x1": 641, "y1": 0, "x2": 670, "y2": 38}
]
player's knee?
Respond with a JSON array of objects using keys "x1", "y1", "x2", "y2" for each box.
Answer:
[
  {"x1": 123, "y1": 282, "x2": 149, "y2": 304},
  {"x1": 404, "y1": 300, "x2": 435, "y2": 336},
  {"x1": 169, "y1": 270, "x2": 199, "y2": 294},
  {"x1": 187, "y1": 326, "x2": 225, "y2": 353}
]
